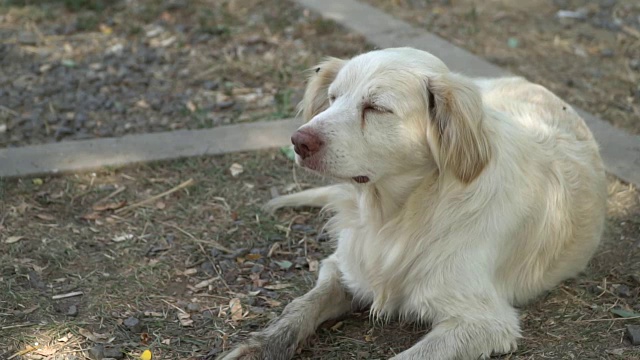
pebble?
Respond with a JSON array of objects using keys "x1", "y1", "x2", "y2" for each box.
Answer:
[
  {"x1": 291, "y1": 224, "x2": 315, "y2": 234},
  {"x1": 186, "y1": 303, "x2": 200, "y2": 312},
  {"x1": 203, "y1": 80, "x2": 219, "y2": 90},
  {"x1": 103, "y1": 346, "x2": 124, "y2": 359},
  {"x1": 600, "y1": 48, "x2": 614, "y2": 57},
  {"x1": 123, "y1": 316, "x2": 142, "y2": 332},
  {"x1": 201, "y1": 261, "x2": 216, "y2": 276},
  {"x1": 66, "y1": 304, "x2": 78, "y2": 317},
  {"x1": 627, "y1": 325, "x2": 640, "y2": 345},
  {"x1": 88, "y1": 344, "x2": 104, "y2": 360},
  {"x1": 630, "y1": 59, "x2": 640, "y2": 71},
  {"x1": 54, "y1": 126, "x2": 75, "y2": 141},
  {"x1": 202, "y1": 309, "x2": 215, "y2": 319},
  {"x1": 553, "y1": 0, "x2": 569, "y2": 8},
  {"x1": 18, "y1": 32, "x2": 38, "y2": 45},
  {"x1": 599, "y1": 0, "x2": 617, "y2": 9},
  {"x1": 217, "y1": 100, "x2": 235, "y2": 110},
  {"x1": 615, "y1": 284, "x2": 632, "y2": 298}
]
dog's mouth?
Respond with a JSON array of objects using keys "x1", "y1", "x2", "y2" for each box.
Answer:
[
  {"x1": 352, "y1": 176, "x2": 370, "y2": 184},
  {"x1": 296, "y1": 154, "x2": 370, "y2": 184}
]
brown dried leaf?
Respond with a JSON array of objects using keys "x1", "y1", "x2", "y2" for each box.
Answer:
[
  {"x1": 250, "y1": 273, "x2": 267, "y2": 287},
  {"x1": 262, "y1": 298, "x2": 282, "y2": 308},
  {"x1": 81, "y1": 212, "x2": 102, "y2": 220},
  {"x1": 307, "y1": 258, "x2": 319, "y2": 272},
  {"x1": 177, "y1": 312, "x2": 193, "y2": 327},
  {"x1": 229, "y1": 163, "x2": 244, "y2": 177},
  {"x1": 35, "y1": 213, "x2": 55, "y2": 221},
  {"x1": 140, "y1": 332, "x2": 152, "y2": 345},
  {"x1": 5, "y1": 236, "x2": 25, "y2": 244},
  {"x1": 194, "y1": 277, "x2": 219, "y2": 289},
  {"x1": 34, "y1": 347, "x2": 57, "y2": 356},
  {"x1": 92, "y1": 200, "x2": 127, "y2": 212},
  {"x1": 20, "y1": 305, "x2": 40, "y2": 315},
  {"x1": 77, "y1": 328, "x2": 113, "y2": 343},
  {"x1": 182, "y1": 268, "x2": 197, "y2": 276},
  {"x1": 229, "y1": 298, "x2": 243, "y2": 322},
  {"x1": 263, "y1": 283, "x2": 293, "y2": 290}
]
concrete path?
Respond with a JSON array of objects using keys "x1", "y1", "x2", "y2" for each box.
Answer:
[
  {"x1": 0, "y1": 119, "x2": 301, "y2": 177},
  {"x1": 0, "y1": 0, "x2": 638, "y2": 186}
]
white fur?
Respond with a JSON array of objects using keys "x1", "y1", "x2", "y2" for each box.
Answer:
[{"x1": 222, "y1": 48, "x2": 607, "y2": 360}]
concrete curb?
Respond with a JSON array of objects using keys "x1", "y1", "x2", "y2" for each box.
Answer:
[
  {"x1": 297, "y1": 0, "x2": 640, "y2": 186},
  {"x1": 0, "y1": 118, "x2": 302, "y2": 178}
]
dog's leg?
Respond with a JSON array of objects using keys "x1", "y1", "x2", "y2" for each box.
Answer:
[
  {"x1": 390, "y1": 300, "x2": 520, "y2": 360},
  {"x1": 215, "y1": 255, "x2": 352, "y2": 360},
  {"x1": 263, "y1": 184, "x2": 347, "y2": 212}
]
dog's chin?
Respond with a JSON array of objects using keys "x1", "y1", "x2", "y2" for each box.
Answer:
[
  {"x1": 296, "y1": 156, "x2": 371, "y2": 185},
  {"x1": 296, "y1": 155, "x2": 371, "y2": 185}
]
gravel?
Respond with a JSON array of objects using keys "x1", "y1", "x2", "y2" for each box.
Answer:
[
  {"x1": 123, "y1": 316, "x2": 142, "y2": 332},
  {"x1": 0, "y1": 0, "x2": 370, "y2": 148}
]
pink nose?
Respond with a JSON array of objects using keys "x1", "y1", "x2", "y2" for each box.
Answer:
[{"x1": 291, "y1": 129, "x2": 324, "y2": 159}]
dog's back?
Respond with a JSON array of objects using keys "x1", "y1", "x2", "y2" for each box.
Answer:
[{"x1": 476, "y1": 77, "x2": 607, "y2": 305}]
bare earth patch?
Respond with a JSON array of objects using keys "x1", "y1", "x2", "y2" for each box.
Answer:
[
  {"x1": 363, "y1": 0, "x2": 640, "y2": 135},
  {"x1": 0, "y1": 0, "x2": 370, "y2": 147},
  {"x1": 0, "y1": 150, "x2": 639, "y2": 359}
]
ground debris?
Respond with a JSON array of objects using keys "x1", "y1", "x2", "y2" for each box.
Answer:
[{"x1": 627, "y1": 325, "x2": 640, "y2": 345}]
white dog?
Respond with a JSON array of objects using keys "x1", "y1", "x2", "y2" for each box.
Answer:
[{"x1": 218, "y1": 47, "x2": 607, "y2": 360}]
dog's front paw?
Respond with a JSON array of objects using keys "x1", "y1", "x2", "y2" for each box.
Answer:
[
  {"x1": 215, "y1": 343, "x2": 265, "y2": 360},
  {"x1": 210, "y1": 334, "x2": 297, "y2": 360}
]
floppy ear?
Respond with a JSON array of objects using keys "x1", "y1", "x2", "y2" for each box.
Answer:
[
  {"x1": 426, "y1": 73, "x2": 491, "y2": 184},
  {"x1": 298, "y1": 57, "x2": 346, "y2": 122}
]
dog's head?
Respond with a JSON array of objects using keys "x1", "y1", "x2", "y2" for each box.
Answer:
[{"x1": 291, "y1": 48, "x2": 491, "y2": 185}]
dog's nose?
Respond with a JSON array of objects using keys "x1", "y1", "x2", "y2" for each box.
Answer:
[{"x1": 291, "y1": 129, "x2": 323, "y2": 159}]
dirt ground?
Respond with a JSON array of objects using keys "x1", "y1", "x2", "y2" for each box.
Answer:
[
  {"x1": 364, "y1": 0, "x2": 640, "y2": 135},
  {"x1": 0, "y1": 149, "x2": 639, "y2": 360},
  {"x1": 0, "y1": 0, "x2": 369, "y2": 147}
]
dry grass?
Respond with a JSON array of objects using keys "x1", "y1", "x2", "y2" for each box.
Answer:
[{"x1": 0, "y1": 152, "x2": 639, "y2": 359}]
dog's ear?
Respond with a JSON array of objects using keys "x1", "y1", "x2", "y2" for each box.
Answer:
[
  {"x1": 298, "y1": 57, "x2": 346, "y2": 121},
  {"x1": 426, "y1": 73, "x2": 491, "y2": 184}
]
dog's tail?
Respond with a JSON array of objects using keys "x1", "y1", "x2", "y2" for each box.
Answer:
[{"x1": 262, "y1": 185, "x2": 346, "y2": 213}]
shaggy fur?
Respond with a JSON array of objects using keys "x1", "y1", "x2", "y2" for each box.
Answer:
[{"x1": 217, "y1": 48, "x2": 607, "y2": 360}]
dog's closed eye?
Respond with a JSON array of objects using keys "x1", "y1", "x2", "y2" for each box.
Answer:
[{"x1": 363, "y1": 103, "x2": 392, "y2": 114}]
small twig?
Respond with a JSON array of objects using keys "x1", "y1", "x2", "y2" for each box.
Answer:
[
  {"x1": 197, "y1": 242, "x2": 232, "y2": 292},
  {"x1": 194, "y1": 276, "x2": 221, "y2": 289},
  {"x1": 559, "y1": 286, "x2": 592, "y2": 308},
  {"x1": 2, "y1": 323, "x2": 35, "y2": 330},
  {"x1": 578, "y1": 315, "x2": 640, "y2": 322},
  {"x1": 51, "y1": 291, "x2": 83, "y2": 300},
  {"x1": 115, "y1": 178, "x2": 194, "y2": 214},
  {"x1": 163, "y1": 222, "x2": 232, "y2": 254},
  {"x1": 292, "y1": 162, "x2": 302, "y2": 192},
  {"x1": 161, "y1": 299, "x2": 187, "y2": 314},
  {"x1": 8, "y1": 346, "x2": 37, "y2": 360},
  {"x1": 0, "y1": 104, "x2": 18, "y2": 116},
  {"x1": 93, "y1": 186, "x2": 127, "y2": 205},
  {"x1": 28, "y1": 21, "x2": 47, "y2": 45}
]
